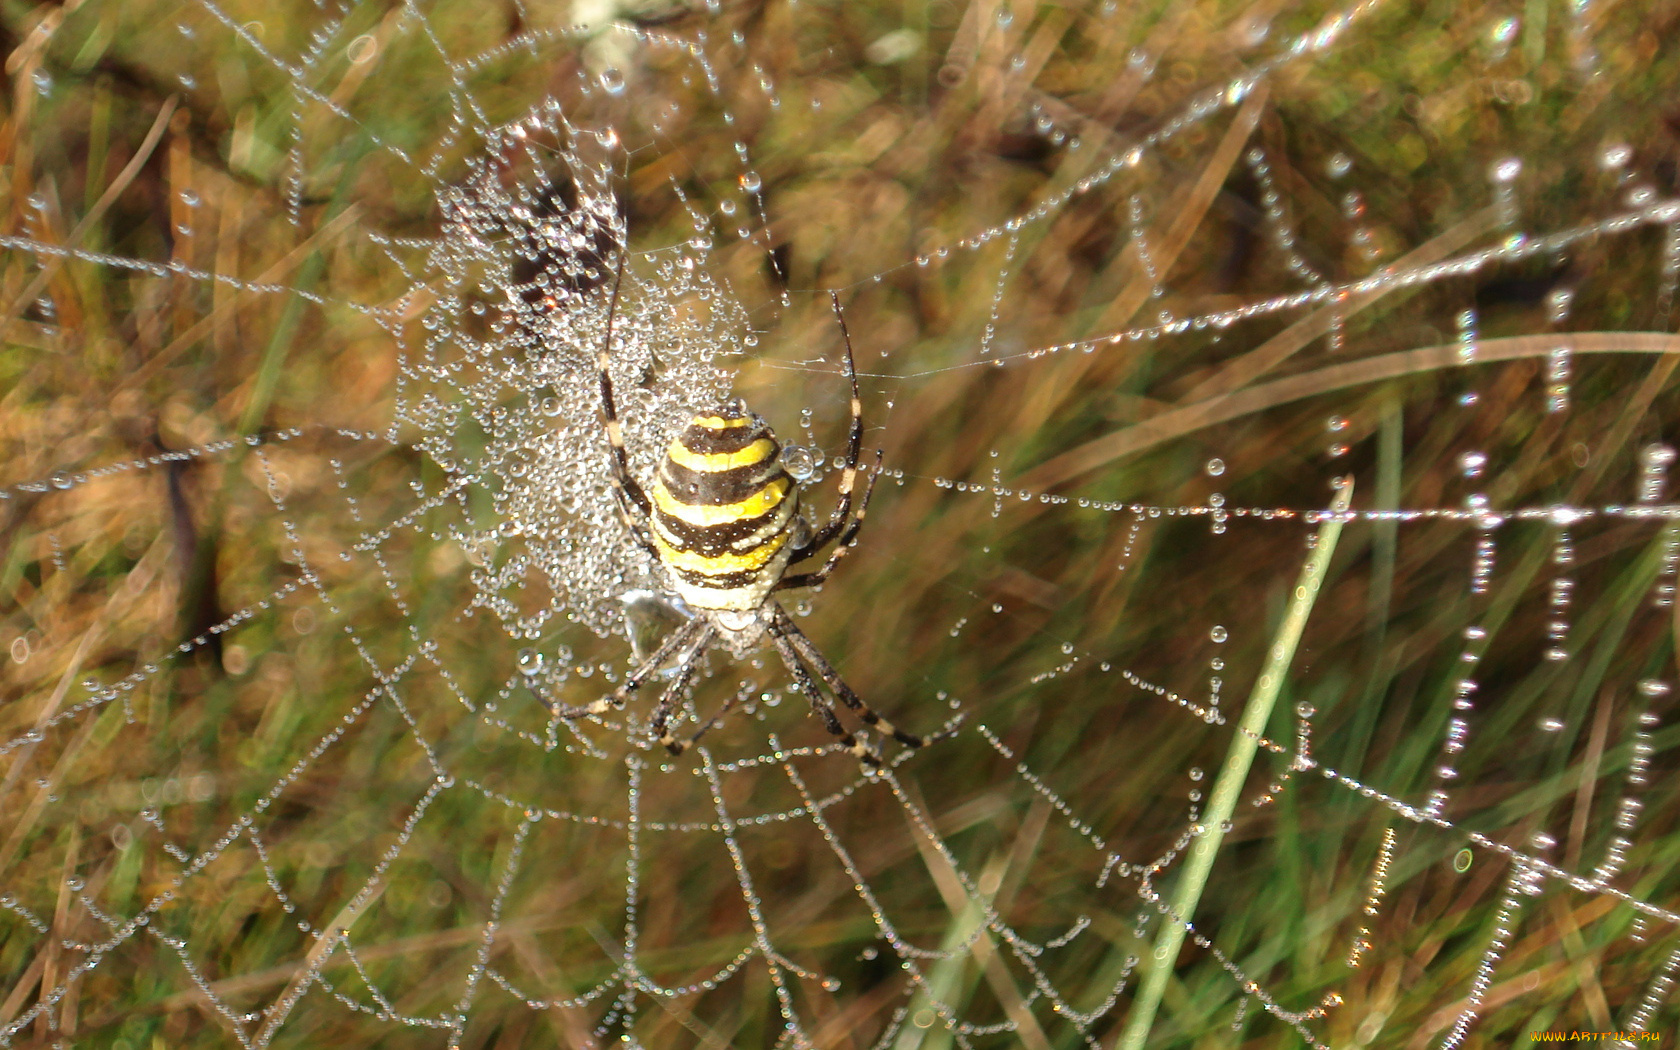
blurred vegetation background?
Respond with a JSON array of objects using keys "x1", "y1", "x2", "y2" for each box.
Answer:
[{"x1": 3, "y1": 0, "x2": 1680, "y2": 1047}]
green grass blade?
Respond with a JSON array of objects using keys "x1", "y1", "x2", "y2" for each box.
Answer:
[{"x1": 1118, "y1": 477, "x2": 1354, "y2": 1050}]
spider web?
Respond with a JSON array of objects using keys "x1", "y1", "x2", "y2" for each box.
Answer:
[{"x1": 3, "y1": 0, "x2": 1680, "y2": 1047}]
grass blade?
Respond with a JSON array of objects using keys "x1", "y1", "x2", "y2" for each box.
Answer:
[{"x1": 1118, "y1": 476, "x2": 1354, "y2": 1050}]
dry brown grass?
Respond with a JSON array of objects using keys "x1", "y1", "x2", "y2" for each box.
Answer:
[{"x1": 4, "y1": 0, "x2": 1680, "y2": 1047}]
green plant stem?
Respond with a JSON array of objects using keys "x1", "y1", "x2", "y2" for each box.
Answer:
[{"x1": 1118, "y1": 477, "x2": 1354, "y2": 1050}]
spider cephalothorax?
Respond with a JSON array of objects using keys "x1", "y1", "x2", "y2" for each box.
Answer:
[{"x1": 544, "y1": 256, "x2": 925, "y2": 765}]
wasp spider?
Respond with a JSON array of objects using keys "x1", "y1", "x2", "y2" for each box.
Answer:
[{"x1": 550, "y1": 258, "x2": 925, "y2": 765}]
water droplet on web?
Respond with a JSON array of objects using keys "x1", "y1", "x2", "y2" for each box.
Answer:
[
  {"x1": 1459, "y1": 451, "x2": 1487, "y2": 477},
  {"x1": 517, "y1": 649, "x2": 545, "y2": 677},
  {"x1": 1205, "y1": 458, "x2": 1225, "y2": 477},
  {"x1": 1546, "y1": 287, "x2": 1575, "y2": 323},
  {"x1": 1600, "y1": 143, "x2": 1632, "y2": 170},
  {"x1": 781, "y1": 446, "x2": 816, "y2": 481},
  {"x1": 598, "y1": 68, "x2": 626, "y2": 94},
  {"x1": 1641, "y1": 443, "x2": 1676, "y2": 468},
  {"x1": 739, "y1": 172, "x2": 763, "y2": 193},
  {"x1": 1326, "y1": 153, "x2": 1352, "y2": 179},
  {"x1": 1209, "y1": 625, "x2": 1227, "y2": 643}
]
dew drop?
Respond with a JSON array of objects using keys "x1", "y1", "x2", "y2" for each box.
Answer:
[
  {"x1": 517, "y1": 649, "x2": 545, "y2": 676},
  {"x1": 781, "y1": 445, "x2": 816, "y2": 481}
]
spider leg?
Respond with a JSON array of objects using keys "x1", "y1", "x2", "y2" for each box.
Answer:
[
  {"x1": 550, "y1": 618, "x2": 704, "y2": 719},
  {"x1": 597, "y1": 252, "x2": 653, "y2": 517},
  {"x1": 786, "y1": 293, "x2": 864, "y2": 563},
  {"x1": 591, "y1": 252, "x2": 662, "y2": 564},
  {"x1": 770, "y1": 604, "x2": 923, "y2": 749},
  {"x1": 649, "y1": 623, "x2": 717, "y2": 751},
  {"x1": 611, "y1": 485, "x2": 662, "y2": 564},
  {"x1": 766, "y1": 620, "x2": 882, "y2": 767},
  {"x1": 777, "y1": 449, "x2": 882, "y2": 592}
]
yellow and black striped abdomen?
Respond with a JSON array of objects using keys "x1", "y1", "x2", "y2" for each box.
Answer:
[{"x1": 648, "y1": 408, "x2": 800, "y2": 611}]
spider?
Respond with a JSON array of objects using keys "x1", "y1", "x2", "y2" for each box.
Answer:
[{"x1": 548, "y1": 256, "x2": 925, "y2": 766}]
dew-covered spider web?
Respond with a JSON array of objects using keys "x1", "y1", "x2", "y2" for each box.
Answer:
[{"x1": 5, "y1": 0, "x2": 1680, "y2": 1046}]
